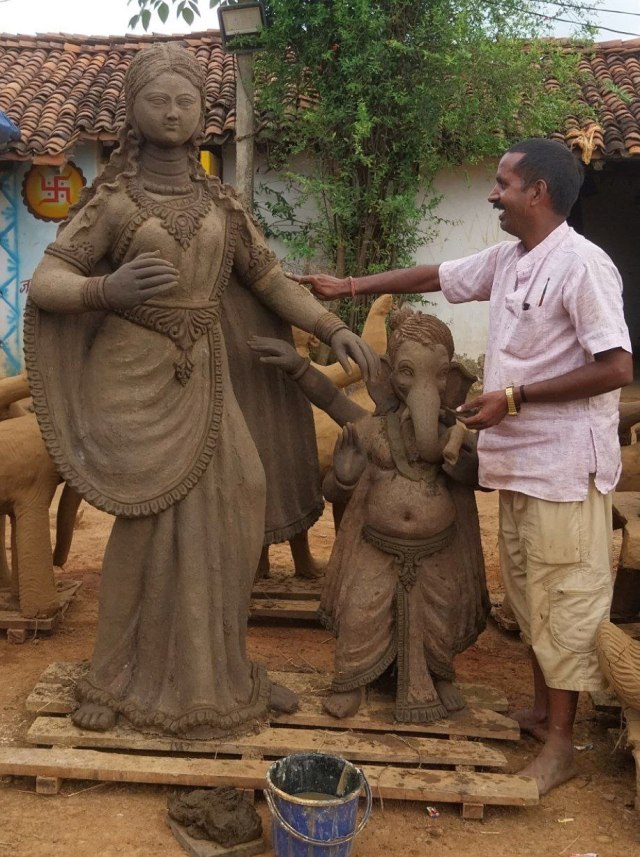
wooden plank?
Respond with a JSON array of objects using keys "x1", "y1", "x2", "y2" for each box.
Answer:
[
  {"x1": 274, "y1": 698, "x2": 519, "y2": 742},
  {"x1": 26, "y1": 663, "x2": 510, "y2": 719},
  {"x1": 0, "y1": 747, "x2": 539, "y2": 807},
  {"x1": 461, "y1": 802, "x2": 484, "y2": 820},
  {"x1": 26, "y1": 718, "x2": 507, "y2": 769},
  {"x1": 252, "y1": 577, "x2": 322, "y2": 601},
  {"x1": 167, "y1": 819, "x2": 265, "y2": 857},
  {"x1": 35, "y1": 775, "x2": 61, "y2": 795},
  {"x1": 249, "y1": 600, "x2": 320, "y2": 621}
]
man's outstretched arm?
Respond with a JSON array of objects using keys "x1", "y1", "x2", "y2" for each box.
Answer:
[{"x1": 289, "y1": 265, "x2": 442, "y2": 300}]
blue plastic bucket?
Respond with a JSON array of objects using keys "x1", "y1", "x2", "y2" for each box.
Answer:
[{"x1": 265, "y1": 752, "x2": 372, "y2": 857}]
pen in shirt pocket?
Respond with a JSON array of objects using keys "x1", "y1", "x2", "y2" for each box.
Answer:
[{"x1": 538, "y1": 277, "x2": 550, "y2": 307}]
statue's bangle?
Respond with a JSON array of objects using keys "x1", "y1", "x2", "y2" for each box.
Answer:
[
  {"x1": 505, "y1": 384, "x2": 519, "y2": 416},
  {"x1": 83, "y1": 276, "x2": 111, "y2": 311},
  {"x1": 314, "y1": 312, "x2": 349, "y2": 344},
  {"x1": 289, "y1": 357, "x2": 310, "y2": 381}
]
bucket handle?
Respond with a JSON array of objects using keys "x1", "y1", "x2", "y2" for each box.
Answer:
[{"x1": 264, "y1": 769, "x2": 373, "y2": 848}]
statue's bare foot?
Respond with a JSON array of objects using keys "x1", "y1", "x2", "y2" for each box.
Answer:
[
  {"x1": 434, "y1": 680, "x2": 465, "y2": 712},
  {"x1": 270, "y1": 682, "x2": 299, "y2": 714},
  {"x1": 512, "y1": 708, "x2": 548, "y2": 742},
  {"x1": 254, "y1": 546, "x2": 270, "y2": 582},
  {"x1": 517, "y1": 741, "x2": 578, "y2": 796},
  {"x1": 71, "y1": 703, "x2": 116, "y2": 732},
  {"x1": 289, "y1": 532, "x2": 325, "y2": 580},
  {"x1": 323, "y1": 688, "x2": 363, "y2": 719}
]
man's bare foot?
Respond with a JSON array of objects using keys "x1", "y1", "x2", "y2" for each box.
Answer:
[
  {"x1": 517, "y1": 741, "x2": 578, "y2": 796},
  {"x1": 434, "y1": 680, "x2": 466, "y2": 712},
  {"x1": 71, "y1": 703, "x2": 116, "y2": 732},
  {"x1": 323, "y1": 688, "x2": 363, "y2": 719},
  {"x1": 270, "y1": 682, "x2": 299, "y2": 714},
  {"x1": 512, "y1": 708, "x2": 549, "y2": 742}
]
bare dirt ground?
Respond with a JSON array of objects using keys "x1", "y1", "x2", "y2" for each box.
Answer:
[{"x1": 1, "y1": 491, "x2": 639, "y2": 857}]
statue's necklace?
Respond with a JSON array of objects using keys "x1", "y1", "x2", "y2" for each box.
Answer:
[{"x1": 126, "y1": 176, "x2": 213, "y2": 250}]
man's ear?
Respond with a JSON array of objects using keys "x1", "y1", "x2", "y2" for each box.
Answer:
[
  {"x1": 443, "y1": 362, "x2": 477, "y2": 409},
  {"x1": 367, "y1": 355, "x2": 400, "y2": 415}
]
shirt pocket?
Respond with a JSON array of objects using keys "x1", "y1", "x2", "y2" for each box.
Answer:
[{"x1": 503, "y1": 304, "x2": 548, "y2": 360}]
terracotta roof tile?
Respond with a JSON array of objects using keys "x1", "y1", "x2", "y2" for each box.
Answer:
[
  {"x1": 0, "y1": 31, "x2": 236, "y2": 160},
  {"x1": 566, "y1": 39, "x2": 640, "y2": 161},
  {"x1": 4, "y1": 32, "x2": 640, "y2": 163}
]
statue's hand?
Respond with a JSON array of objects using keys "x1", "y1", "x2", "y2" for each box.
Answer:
[
  {"x1": 331, "y1": 329, "x2": 380, "y2": 381},
  {"x1": 287, "y1": 273, "x2": 349, "y2": 300},
  {"x1": 248, "y1": 336, "x2": 307, "y2": 375},
  {"x1": 104, "y1": 251, "x2": 178, "y2": 309},
  {"x1": 332, "y1": 423, "x2": 367, "y2": 487}
]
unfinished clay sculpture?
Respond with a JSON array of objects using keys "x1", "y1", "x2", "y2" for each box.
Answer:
[
  {"x1": 250, "y1": 308, "x2": 489, "y2": 723},
  {"x1": 0, "y1": 374, "x2": 81, "y2": 617},
  {"x1": 26, "y1": 44, "x2": 375, "y2": 737},
  {"x1": 596, "y1": 620, "x2": 640, "y2": 710}
]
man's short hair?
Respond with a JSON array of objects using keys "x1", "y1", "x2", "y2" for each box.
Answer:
[{"x1": 507, "y1": 138, "x2": 584, "y2": 217}]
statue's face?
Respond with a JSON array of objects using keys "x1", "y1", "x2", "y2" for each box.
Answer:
[{"x1": 133, "y1": 71, "x2": 201, "y2": 148}]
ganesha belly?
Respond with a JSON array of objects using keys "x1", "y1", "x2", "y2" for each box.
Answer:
[{"x1": 250, "y1": 308, "x2": 490, "y2": 723}]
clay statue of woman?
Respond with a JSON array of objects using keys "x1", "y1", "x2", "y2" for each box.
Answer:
[
  {"x1": 251, "y1": 308, "x2": 489, "y2": 723},
  {"x1": 25, "y1": 44, "x2": 376, "y2": 738}
]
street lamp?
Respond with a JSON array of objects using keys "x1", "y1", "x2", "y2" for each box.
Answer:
[
  {"x1": 218, "y1": 0, "x2": 266, "y2": 53},
  {"x1": 217, "y1": 1, "x2": 268, "y2": 206}
]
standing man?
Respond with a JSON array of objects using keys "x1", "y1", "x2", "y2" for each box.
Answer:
[{"x1": 293, "y1": 138, "x2": 633, "y2": 795}]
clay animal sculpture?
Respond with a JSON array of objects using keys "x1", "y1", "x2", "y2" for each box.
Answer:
[
  {"x1": 250, "y1": 308, "x2": 489, "y2": 723},
  {"x1": 26, "y1": 44, "x2": 376, "y2": 738},
  {"x1": 0, "y1": 374, "x2": 82, "y2": 618},
  {"x1": 596, "y1": 620, "x2": 640, "y2": 710}
]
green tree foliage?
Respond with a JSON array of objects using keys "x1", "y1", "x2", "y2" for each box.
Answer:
[{"x1": 130, "y1": 1, "x2": 591, "y2": 327}]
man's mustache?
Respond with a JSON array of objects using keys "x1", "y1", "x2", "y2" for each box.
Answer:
[{"x1": 493, "y1": 203, "x2": 505, "y2": 211}]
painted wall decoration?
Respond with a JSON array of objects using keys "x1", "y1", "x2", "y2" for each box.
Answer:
[
  {"x1": 21, "y1": 161, "x2": 85, "y2": 222},
  {"x1": 0, "y1": 170, "x2": 21, "y2": 374}
]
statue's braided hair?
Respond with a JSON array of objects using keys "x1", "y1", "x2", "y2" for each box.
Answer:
[
  {"x1": 61, "y1": 44, "x2": 207, "y2": 229},
  {"x1": 387, "y1": 307, "x2": 455, "y2": 362}
]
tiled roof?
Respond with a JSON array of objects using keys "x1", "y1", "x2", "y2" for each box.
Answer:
[
  {"x1": 0, "y1": 31, "x2": 236, "y2": 163},
  {"x1": 552, "y1": 38, "x2": 640, "y2": 163},
  {"x1": 3, "y1": 32, "x2": 640, "y2": 164}
]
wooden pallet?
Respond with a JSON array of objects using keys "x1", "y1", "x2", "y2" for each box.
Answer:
[
  {"x1": 1, "y1": 661, "x2": 537, "y2": 819},
  {"x1": 250, "y1": 575, "x2": 321, "y2": 622},
  {"x1": 0, "y1": 580, "x2": 81, "y2": 643}
]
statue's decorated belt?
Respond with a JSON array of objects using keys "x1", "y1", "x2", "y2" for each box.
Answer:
[
  {"x1": 114, "y1": 300, "x2": 220, "y2": 385},
  {"x1": 362, "y1": 523, "x2": 456, "y2": 591}
]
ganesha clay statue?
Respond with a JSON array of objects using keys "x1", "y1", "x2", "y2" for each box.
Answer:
[
  {"x1": 251, "y1": 308, "x2": 489, "y2": 723},
  {"x1": 25, "y1": 44, "x2": 375, "y2": 739}
]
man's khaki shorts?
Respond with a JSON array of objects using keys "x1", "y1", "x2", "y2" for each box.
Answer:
[{"x1": 499, "y1": 479, "x2": 613, "y2": 692}]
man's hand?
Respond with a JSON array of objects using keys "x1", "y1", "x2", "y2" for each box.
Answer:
[
  {"x1": 457, "y1": 390, "x2": 508, "y2": 430},
  {"x1": 248, "y1": 335, "x2": 306, "y2": 375},
  {"x1": 104, "y1": 251, "x2": 178, "y2": 309},
  {"x1": 331, "y1": 329, "x2": 380, "y2": 381},
  {"x1": 288, "y1": 273, "x2": 350, "y2": 300},
  {"x1": 332, "y1": 423, "x2": 367, "y2": 487}
]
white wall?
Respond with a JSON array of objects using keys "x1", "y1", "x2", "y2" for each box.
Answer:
[{"x1": 415, "y1": 161, "x2": 515, "y2": 362}]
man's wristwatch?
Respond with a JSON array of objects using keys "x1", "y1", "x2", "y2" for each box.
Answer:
[{"x1": 505, "y1": 384, "x2": 519, "y2": 416}]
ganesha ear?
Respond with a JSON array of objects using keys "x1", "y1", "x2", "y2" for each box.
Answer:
[
  {"x1": 367, "y1": 355, "x2": 399, "y2": 415},
  {"x1": 443, "y1": 361, "x2": 477, "y2": 409}
]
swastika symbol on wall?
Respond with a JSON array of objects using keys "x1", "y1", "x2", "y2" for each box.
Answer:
[{"x1": 39, "y1": 174, "x2": 71, "y2": 204}]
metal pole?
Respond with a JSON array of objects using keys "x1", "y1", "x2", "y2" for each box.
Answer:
[{"x1": 235, "y1": 52, "x2": 255, "y2": 207}]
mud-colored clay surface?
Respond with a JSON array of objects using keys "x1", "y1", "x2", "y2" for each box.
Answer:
[{"x1": 0, "y1": 491, "x2": 639, "y2": 856}]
